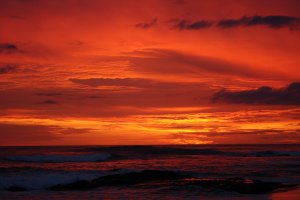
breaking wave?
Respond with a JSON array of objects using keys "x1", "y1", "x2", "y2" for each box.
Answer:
[
  {"x1": 3, "y1": 153, "x2": 111, "y2": 163},
  {"x1": 247, "y1": 150, "x2": 300, "y2": 157},
  {"x1": 0, "y1": 169, "x2": 134, "y2": 190}
]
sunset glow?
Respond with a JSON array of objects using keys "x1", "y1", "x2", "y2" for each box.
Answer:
[{"x1": 0, "y1": 0, "x2": 300, "y2": 145}]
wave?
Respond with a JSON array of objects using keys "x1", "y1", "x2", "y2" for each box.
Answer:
[
  {"x1": 82, "y1": 146, "x2": 300, "y2": 157},
  {"x1": 2, "y1": 148, "x2": 298, "y2": 164},
  {"x1": 1, "y1": 169, "x2": 298, "y2": 193},
  {"x1": 246, "y1": 150, "x2": 300, "y2": 157},
  {"x1": 0, "y1": 169, "x2": 133, "y2": 191},
  {"x1": 0, "y1": 171, "x2": 100, "y2": 190},
  {"x1": 84, "y1": 146, "x2": 241, "y2": 157},
  {"x1": 3, "y1": 153, "x2": 111, "y2": 163},
  {"x1": 49, "y1": 170, "x2": 298, "y2": 194}
]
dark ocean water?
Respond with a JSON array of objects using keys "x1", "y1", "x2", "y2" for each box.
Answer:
[{"x1": 0, "y1": 144, "x2": 299, "y2": 199}]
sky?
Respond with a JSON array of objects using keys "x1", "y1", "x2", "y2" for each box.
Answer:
[{"x1": 0, "y1": 0, "x2": 300, "y2": 145}]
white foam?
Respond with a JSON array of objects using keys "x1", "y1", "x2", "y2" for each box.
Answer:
[{"x1": 4, "y1": 153, "x2": 111, "y2": 163}]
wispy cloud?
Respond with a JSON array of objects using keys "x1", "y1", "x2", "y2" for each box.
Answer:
[
  {"x1": 69, "y1": 78, "x2": 157, "y2": 88},
  {"x1": 39, "y1": 100, "x2": 59, "y2": 105},
  {"x1": 135, "y1": 19, "x2": 158, "y2": 29},
  {"x1": 128, "y1": 49, "x2": 281, "y2": 79},
  {"x1": 0, "y1": 43, "x2": 18, "y2": 54},
  {"x1": 166, "y1": 15, "x2": 300, "y2": 31},
  {"x1": 0, "y1": 123, "x2": 60, "y2": 145},
  {"x1": 36, "y1": 92, "x2": 63, "y2": 96},
  {"x1": 218, "y1": 15, "x2": 300, "y2": 29},
  {"x1": 171, "y1": 19, "x2": 213, "y2": 30},
  {"x1": 0, "y1": 64, "x2": 18, "y2": 74}
]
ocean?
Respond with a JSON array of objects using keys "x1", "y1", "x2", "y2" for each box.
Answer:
[{"x1": 0, "y1": 144, "x2": 299, "y2": 199}]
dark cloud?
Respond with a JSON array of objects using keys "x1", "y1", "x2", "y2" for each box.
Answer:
[
  {"x1": 213, "y1": 82, "x2": 300, "y2": 105},
  {"x1": 0, "y1": 85, "x2": 211, "y2": 118},
  {"x1": 0, "y1": 65, "x2": 18, "y2": 74},
  {"x1": 128, "y1": 49, "x2": 279, "y2": 78},
  {"x1": 67, "y1": 41, "x2": 84, "y2": 46},
  {"x1": 69, "y1": 77, "x2": 210, "y2": 98},
  {"x1": 9, "y1": 15, "x2": 24, "y2": 19},
  {"x1": 69, "y1": 77, "x2": 157, "y2": 88},
  {"x1": 172, "y1": 19, "x2": 212, "y2": 30},
  {"x1": 135, "y1": 19, "x2": 157, "y2": 29},
  {"x1": 0, "y1": 123, "x2": 95, "y2": 145},
  {"x1": 168, "y1": 15, "x2": 299, "y2": 31},
  {"x1": 0, "y1": 43, "x2": 18, "y2": 54},
  {"x1": 88, "y1": 95, "x2": 103, "y2": 99},
  {"x1": 59, "y1": 128, "x2": 95, "y2": 135},
  {"x1": 169, "y1": 129, "x2": 300, "y2": 144},
  {"x1": 0, "y1": 123, "x2": 60, "y2": 145},
  {"x1": 36, "y1": 92, "x2": 63, "y2": 96},
  {"x1": 39, "y1": 100, "x2": 58, "y2": 104},
  {"x1": 218, "y1": 15, "x2": 300, "y2": 29}
]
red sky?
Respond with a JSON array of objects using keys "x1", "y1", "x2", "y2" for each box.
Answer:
[{"x1": 0, "y1": 0, "x2": 300, "y2": 145}]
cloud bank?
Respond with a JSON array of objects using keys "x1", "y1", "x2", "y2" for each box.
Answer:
[
  {"x1": 213, "y1": 82, "x2": 300, "y2": 105},
  {"x1": 218, "y1": 15, "x2": 299, "y2": 29},
  {"x1": 0, "y1": 43, "x2": 18, "y2": 54},
  {"x1": 172, "y1": 19, "x2": 213, "y2": 30},
  {"x1": 163, "y1": 15, "x2": 300, "y2": 30},
  {"x1": 0, "y1": 65, "x2": 18, "y2": 74}
]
